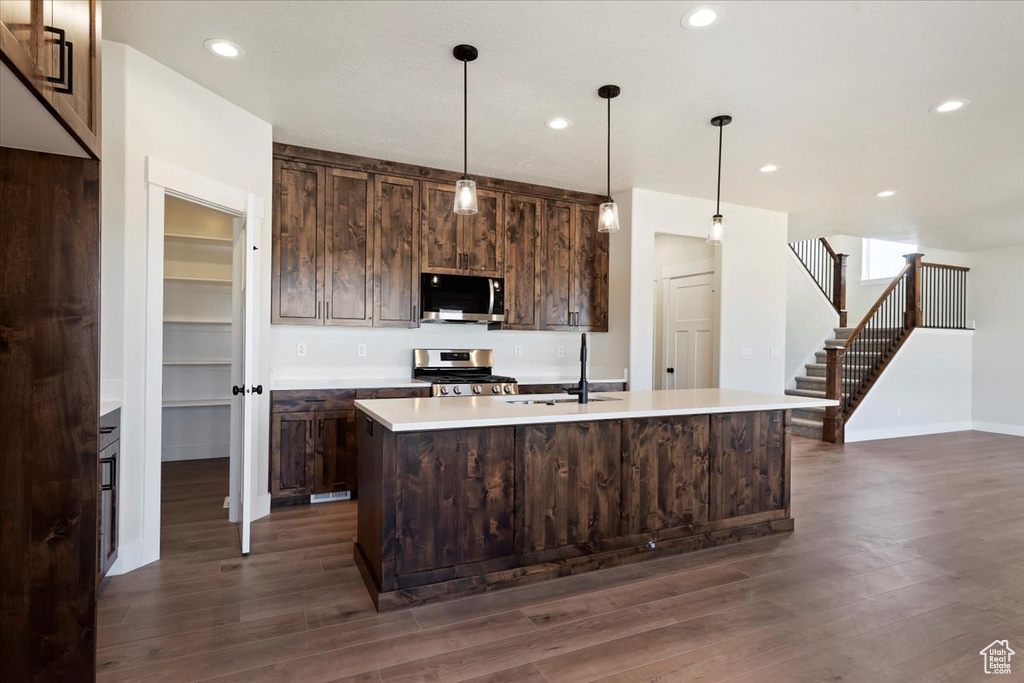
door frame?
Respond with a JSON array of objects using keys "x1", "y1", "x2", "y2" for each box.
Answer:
[
  {"x1": 654, "y1": 259, "x2": 719, "y2": 389},
  {"x1": 143, "y1": 157, "x2": 265, "y2": 563}
]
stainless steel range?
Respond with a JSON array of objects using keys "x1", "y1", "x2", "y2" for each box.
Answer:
[{"x1": 413, "y1": 349, "x2": 518, "y2": 397}]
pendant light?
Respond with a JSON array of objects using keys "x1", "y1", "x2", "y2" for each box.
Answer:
[
  {"x1": 453, "y1": 44, "x2": 479, "y2": 215},
  {"x1": 597, "y1": 85, "x2": 621, "y2": 233},
  {"x1": 708, "y1": 114, "x2": 732, "y2": 244}
]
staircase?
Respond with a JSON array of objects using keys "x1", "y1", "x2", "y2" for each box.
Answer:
[{"x1": 785, "y1": 326, "x2": 871, "y2": 438}]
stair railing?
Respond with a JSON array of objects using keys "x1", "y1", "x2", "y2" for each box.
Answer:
[
  {"x1": 822, "y1": 253, "x2": 970, "y2": 443},
  {"x1": 789, "y1": 238, "x2": 848, "y2": 326}
]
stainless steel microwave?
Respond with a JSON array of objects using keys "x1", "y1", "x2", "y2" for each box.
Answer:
[{"x1": 420, "y1": 273, "x2": 505, "y2": 324}]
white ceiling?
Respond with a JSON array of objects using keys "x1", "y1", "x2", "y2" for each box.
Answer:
[{"x1": 106, "y1": 0, "x2": 1024, "y2": 252}]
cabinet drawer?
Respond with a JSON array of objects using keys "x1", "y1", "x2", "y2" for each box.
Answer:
[
  {"x1": 355, "y1": 387, "x2": 430, "y2": 400},
  {"x1": 99, "y1": 409, "x2": 120, "y2": 450},
  {"x1": 272, "y1": 389, "x2": 355, "y2": 413}
]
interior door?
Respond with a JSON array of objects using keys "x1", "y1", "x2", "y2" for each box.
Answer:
[
  {"x1": 230, "y1": 196, "x2": 260, "y2": 555},
  {"x1": 665, "y1": 273, "x2": 714, "y2": 390}
]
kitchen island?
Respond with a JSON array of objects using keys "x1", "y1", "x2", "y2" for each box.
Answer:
[{"x1": 353, "y1": 388, "x2": 835, "y2": 610}]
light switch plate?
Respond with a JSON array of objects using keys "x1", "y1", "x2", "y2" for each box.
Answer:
[
  {"x1": 357, "y1": 344, "x2": 367, "y2": 358},
  {"x1": 770, "y1": 347, "x2": 781, "y2": 361},
  {"x1": 514, "y1": 345, "x2": 522, "y2": 358},
  {"x1": 557, "y1": 346, "x2": 565, "y2": 359},
  {"x1": 296, "y1": 342, "x2": 307, "y2": 357},
  {"x1": 740, "y1": 347, "x2": 753, "y2": 360}
]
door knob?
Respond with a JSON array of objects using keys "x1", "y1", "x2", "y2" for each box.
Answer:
[
  {"x1": 232, "y1": 385, "x2": 245, "y2": 395},
  {"x1": 666, "y1": 368, "x2": 675, "y2": 374},
  {"x1": 251, "y1": 385, "x2": 263, "y2": 395}
]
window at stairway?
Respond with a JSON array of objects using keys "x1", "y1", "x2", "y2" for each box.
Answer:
[{"x1": 861, "y1": 238, "x2": 916, "y2": 282}]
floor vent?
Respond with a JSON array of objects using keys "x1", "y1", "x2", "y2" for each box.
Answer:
[{"x1": 310, "y1": 491, "x2": 351, "y2": 504}]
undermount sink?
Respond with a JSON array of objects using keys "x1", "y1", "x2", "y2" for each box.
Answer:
[{"x1": 504, "y1": 395, "x2": 621, "y2": 405}]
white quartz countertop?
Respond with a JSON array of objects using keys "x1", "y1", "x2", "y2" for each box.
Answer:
[
  {"x1": 271, "y1": 376, "x2": 626, "y2": 391},
  {"x1": 355, "y1": 388, "x2": 838, "y2": 432},
  {"x1": 100, "y1": 401, "x2": 122, "y2": 417}
]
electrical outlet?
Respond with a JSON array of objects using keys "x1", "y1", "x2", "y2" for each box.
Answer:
[
  {"x1": 357, "y1": 344, "x2": 367, "y2": 358},
  {"x1": 514, "y1": 345, "x2": 522, "y2": 358},
  {"x1": 296, "y1": 342, "x2": 307, "y2": 357},
  {"x1": 770, "y1": 347, "x2": 781, "y2": 361},
  {"x1": 740, "y1": 347, "x2": 753, "y2": 360},
  {"x1": 557, "y1": 346, "x2": 565, "y2": 359}
]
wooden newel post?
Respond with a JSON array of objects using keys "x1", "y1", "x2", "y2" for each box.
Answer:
[
  {"x1": 903, "y1": 253, "x2": 924, "y2": 330},
  {"x1": 834, "y1": 253, "x2": 848, "y2": 328},
  {"x1": 823, "y1": 346, "x2": 845, "y2": 443}
]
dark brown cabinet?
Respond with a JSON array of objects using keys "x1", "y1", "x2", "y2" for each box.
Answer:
[
  {"x1": 421, "y1": 183, "x2": 503, "y2": 278},
  {"x1": 541, "y1": 200, "x2": 609, "y2": 332},
  {"x1": 395, "y1": 427, "x2": 515, "y2": 574},
  {"x1": 518, "y1": 420, "x2": 622, "y2": 551},
  {"x1": 271, "y1": 410, "x2": 315, "y2": 497},
  {"x1": 98, "y1": 408, "x2": 120, "y2": 583},
  {"x1": 373, "y1": 174, "x2": 420, "y2": 328},
  {"x1": 325, "y1": 168, "x2": 374, "y2": 325},
  {"x1": 503, "y1": 194, "x2": 542, "y2": 330},
  {"x1": 0, "y1": 0, "x2": 101, "y2": 158},
  {"x1": 314, "y1": 410, "x2": 357, "y2": 495}
]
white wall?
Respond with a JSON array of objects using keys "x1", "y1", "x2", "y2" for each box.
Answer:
[
  {"x1": 824, "y1": 234, "x2": 973, "y2": 324},
  {"x1": 785, "y1": 249, "x2": 839, "y2": 386},
  {"x1": 846, "y1": 329, "x2": 973, "y2": 442},
  {"x1": 628, "y1": 189, "x2": 788, "y2": 393},
  {"x1": 101, "y1": 42, "x2": 273, "y2": 572},
  {"x1": 970, "y1": 245, "x2": 1024, "y2": 435}
]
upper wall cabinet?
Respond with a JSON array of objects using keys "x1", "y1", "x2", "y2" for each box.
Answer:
[
  {"x1": 270, "y1": 144, "x2": 608, "y2": 331},
  {"x1": 421, "y1": 183, "x2": 503, "y2": 278},
  {"x1": 0, "y1": 0, "x2": 101, "y2": 158}
]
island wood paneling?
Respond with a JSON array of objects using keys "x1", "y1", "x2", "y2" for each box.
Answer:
[
  {"x1": 324, "y1": 168, "x2": 374, "y2": 325},
  {"x1": 518, "y1": 420, "x2": 621, "y2": 551},
  {"x1": 395, "y1": 427, "x2": 515, "y2": 574},
  {"x1": 540, "y1": 199, "x2": 575, "y2": 330},
  {"x1": 272, "y1": 160, "x2": 323, "y2": 324},
  {"x1": 0, "y1": 147, "x2": 99, "y2": 679},
  {"x1": 463, "y1": 188, "x2": 503, "y2": 277},
  {"x1": 373, "y1": 175, "x2": 420, "y2": 327},
  {"x1": 709, "y1": 410, "x2": 786, "y2": 521},
  {"x1": 622, "y1": 416, "x2": 710, "y2": 534},
  {"x1": 502, "y1": 194, "x2": 543, "y2": 330}
]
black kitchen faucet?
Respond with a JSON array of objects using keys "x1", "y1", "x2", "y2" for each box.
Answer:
[{"x1": 565, "y1": 333, "x2": 589, "y2": 404}]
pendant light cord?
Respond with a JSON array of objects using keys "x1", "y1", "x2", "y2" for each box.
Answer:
[
  {"x1": 606, "y1": 95, "x2": 612, "y2": 201},
  {"x1": 463, "y1": 59, "x2": 468, "y2": 178},
  {"x1": 716, "y1": 123, "x2": 723, "y2": 215}
]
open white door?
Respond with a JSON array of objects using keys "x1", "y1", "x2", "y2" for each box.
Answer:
[{"x1": 229, "y1": 196, "x2": 260, "y2": 555}]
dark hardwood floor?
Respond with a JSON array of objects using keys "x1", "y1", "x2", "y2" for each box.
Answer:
[{"x1": 97, "y1": 432, "x2": 1024, "y2": 682}]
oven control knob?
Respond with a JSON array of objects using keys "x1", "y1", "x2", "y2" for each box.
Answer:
[
  {"x1": 503, "y1": 384, "x2": 513, "y2": 394},
  {"x1": 472, "y1": 385, "x2": 481, "y2": 395},
  {"x1": 453, "y1": 386, "x2": 462, "y2": 395},
  {"x1": 492, "y1": 385, "x2": 501, "y2": 394},
  {"x1": 439, "y1": 386, "x2": 449, "y2": 396}
]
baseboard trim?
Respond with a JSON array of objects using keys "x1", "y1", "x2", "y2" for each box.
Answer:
[
  {"x1": 161, "y1": 444, "x2": 229, "y2": 462},
  {"x1": 972, "y1": 422, "x2": 1024, "y2": 437},
  {"x1": 845, "y1": 421, "x2": 974, "y2": 443}
]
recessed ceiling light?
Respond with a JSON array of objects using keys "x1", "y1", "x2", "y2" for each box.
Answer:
[
  {"x1": 758, "y1": 164, "x2": 779, "y2": 174},
  {"x1": 204, "y1": 39, "x2": 244, "y2": 59},
  {"x1": 930, "y1": 99, "x2": 970, "y2": 114},
  {"x1": 682, "y1": 5, "x2": 723, "y2": 30},
  {"x1": 876, "y1": 190, "x2": 898, "y2": 198},
  {"x1": 545, "y1": 117, "x2": 572, "y2": 130}
]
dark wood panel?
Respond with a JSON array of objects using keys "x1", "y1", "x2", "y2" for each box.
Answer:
[
  {"x1": 314, "y1": 410, "x2": 357, "y2": 495},
  {"x1": 517, "y1": 382, "x2": 625, "y2": 395},
  {"x1": 270, "y1": 412, "x2": 314, "y2": 497},
  {"x1": 0, "y1": 147, "x2": 99, "y2": 679},
  {"x1": 272, "y1": 160, "x2": 323, "y2": 324},
  {"x1": 540, "y1": 199, "x2": 575, "y2": 330},
  {"x1": 274, "y1": 142, "x2": 608, "y2": 205},
  {"x1": 463, "y1": 188, "x2": 503, "y2": 277},
  {"x1": 421, "y1": 182, "x2": 460, "y2": 274},
  {"x1": 98, "y1": 439, "x2": 119, "y2": 580},
  {"x1": 354, "y1": 387, "x2": 431, "y2": 400},
  {"x1": 271, "y1": 389, "x2": 355, "y2": 413},
  {"x1": 395, "y1": 427, "x2": 515, "y2": 574},
  {"x1": 518, "y1": 421, "x2": 621, "y2": 552},
  {"x1": 622, "y1": 416, "x2": 709, "y2": 534},
  {"x1": 373, "y1": 175, "x2": 420, "y2": 327},
  {"x1": 574, "y1": 203, "x2": 610, "y2": 332},
  {"x1": 325, "y1": 168, "x2": 373, "y2": 325},
  {"x1": 355, "y1": 415, "x2": 385, "y2": 592},
  {"x1": 503, "y1": 194, "x2": 542, "y2": 330},
  {"x1": 709, "y1": 411, "x2": 786, "y2": 521}
]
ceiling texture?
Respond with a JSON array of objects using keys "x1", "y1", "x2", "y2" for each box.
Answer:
[{"x1": 106, "y1": 0, "x2": 1024, "y2": 251}]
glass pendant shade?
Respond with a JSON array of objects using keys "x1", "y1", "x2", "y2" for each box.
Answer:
[
  {"x1": 598, "y1": 201, "x2": 620, "y2": 233},
  {"x1": 453, "y1": 178, "x2": 478, "y2": 215},
  {"x1": 707, "y1": 214, "x2": 726, "y2": 245}
]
